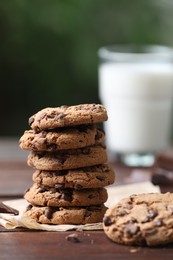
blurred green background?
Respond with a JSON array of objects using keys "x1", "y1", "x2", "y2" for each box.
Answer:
[{"x1": 0, "y1": 0, "x2": 173, "y2": 136}]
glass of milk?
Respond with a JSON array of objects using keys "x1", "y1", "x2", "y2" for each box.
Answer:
[{"x1": 98, "y1": 45, "x2": 173, "y2": 167}]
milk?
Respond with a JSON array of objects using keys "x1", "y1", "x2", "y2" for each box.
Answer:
[{"x1": 99, "y1": 63, "x2": 173, "y2": 154}]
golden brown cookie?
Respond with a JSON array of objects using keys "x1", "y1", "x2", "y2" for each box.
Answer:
[
  {"x1": 29, "y1": 104, "x2": 108, "y2": 131},
  {"x1": 23, "y1": 204, "x2": 107, "y2": 225},
  {"x1": 32, "y1": 164, "x2": 115, "y2": 189},
  {"x1": 103, "y1": 192, "x2": 173, "y2": 246},
  {"x1": 19, "y1": 125, "x2": 104, "y2": 152},
  {"x1": 27, "y1": 144, "x2": 107, "y2": 170},
  {"x1": 24, "y1": 183, "x2": 108, "y2": 207}
]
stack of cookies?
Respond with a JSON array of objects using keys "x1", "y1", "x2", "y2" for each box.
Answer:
[{"x1": 19, "y1": 104, "x2": 115, "y2": 225}]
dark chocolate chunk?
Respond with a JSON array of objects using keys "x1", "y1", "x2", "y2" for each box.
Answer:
[
  {"x1": 147, "y1": 209, "x2": 158, "y2": 219},
  {"x1": 26, "y1": 204, "x2": 33, "y2": 211},
  {"x1": 130, "y1": 217, "x2": 137, "y2": 223},
  {"x1": 124, "y1": 223, "x2": 139, "y2": 237},
  {"x1": 154, "y1": 219, "x2": 163, "y2": 226},
  {"x1": 38, "y1": 187, "x2": 46, "y2": 193},
  {"x1": 60, "y1": 191, "x2": 72, "y2": 201},
  {"x1": 55, "y1": 155, "x2": 68, "y2": 164},
  {"x1": 96, "y1": 175, "x2": 105, "y2": 181},
  {"x1": 82, "y1": 147, "x2": 91, "y2": 154},
  {"x1": 116, "y1": 210, "x2": 128, "y2": 217},
  {"x1": 103, "y1": 216, "x2": 114, "y2": 226},
  {"x1": 65, "y1": 233, "x2": 81, "y2": 243},
  {"x1": 0, "y1": 201, "x2": 19, "y2": 215},
  {"x1": 88, "y1": 194, "x2": 96, "y2": 199},
  {"x1": 45, "y1": 207, "x2": 55, "y2": 219}
]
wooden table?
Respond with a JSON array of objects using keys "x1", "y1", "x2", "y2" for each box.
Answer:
[{"x1": 0, "y1": 138, "x2": 173, "y2": 260}]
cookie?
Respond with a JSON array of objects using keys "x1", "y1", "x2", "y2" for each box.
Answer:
[
  {"x1": 103, "y1": 192, "x2": 173, "y2": 246},
  {"x1": 32, "y1": 164, "x2": 115, "y2": 189},
  {"x1": 27, "y1": 144, "x2": 107, "y2": 170},
  {"x1": 28, "y1": 104, "x2": 108, "y2": 131},
  {"x1": 23, "y1": 204, "x2": 107, "y2": 225},
  {"x1": 19, "y1": 125, "x2": 105, "y2": 152},
  {"x1": 24, "y1": 183, "x2": 108, "y2": 207}
]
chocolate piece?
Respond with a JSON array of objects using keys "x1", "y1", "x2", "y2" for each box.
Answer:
[
  {"x1": 60, "y1": 191, "x2": 72, "y2": 201},
  {"x1": 0, "y1": 201, "x2": 19, "y2": 215},
  {"x1": 26, "y1": 204, "x2": 33, "y2": 211},
  {"x1": 103, "y1": 216, "x2": 113, "y2": 226},
  {"x1": 65, "y1": 233, "x2": 81, "y2": 243},
  {"x1": 96, "y1": 175, "x2": 105, "y2": 181},
  {"x1": 124, "y1": 223, "x2": 139, "y2": 236},
  {"x1": 45, "y1": 207, "x2": 56, "y2": 219}
]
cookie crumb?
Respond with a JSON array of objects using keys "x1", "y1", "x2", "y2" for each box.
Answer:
[
  {"x1": 65, "y1": 233, "x2": 81, "y2": 243},
  {"x1": 129, "y1": 248, "x2": 140, "y2": 253}
]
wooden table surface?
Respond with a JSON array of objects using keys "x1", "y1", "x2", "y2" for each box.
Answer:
[{"x1": 0, "y1": 138, "x2": 173, "y2": 260}]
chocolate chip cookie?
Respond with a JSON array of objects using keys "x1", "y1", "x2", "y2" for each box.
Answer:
[
  {"x1": 32, "y1": 164, "x2": 115, "y2": 189},
  {"x1": 24, "y1": 204, "x2": 107, "y2": 225},
  {"x1": 19, "y1": 125, "x2": 104, "y2": 152},
  {"x1": 29, "y1": 104, "x2": 108, "y2": 131},
  {"x1": 103, "y1": 192, "x2": 173, "y2": 246},
  {"x1": 24, "y1": 183, "x2": 108, "y2": 207},
  {"x1": 27, "y1": 144, "x2": 107, "y2": 170}
]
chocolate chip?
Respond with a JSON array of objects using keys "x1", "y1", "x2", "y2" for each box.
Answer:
[
  {"x1": 50, "y1": 187, "x2": 58, "y2": 193},
  {"x1": 26, "y1": 204, "x2": 33, "y2": 211},
  {"x1": 28, "y1": 116, "x2": 34, "y2": 126},
  {"x1": 45, "y1": 207, "x2": 54, "y2": 219},
  {"x1": 147, "y1": 209, "x2": 158, "y2": 219},
  {"x1": 38, "y1": 187, "x2": 46, "y2": 193},
  {"x1": 61, "y1": 191, "x2": 72, "y2": 201},
  {"x1": 65, "y1": 233, "x2": 81, "y2": 243},
  {"x1": 103, "y1": 216, "x2": 114, "y2": 226},
  {"x1": 82, "y1": 147, "x2": 91, "y2": 154},
  {"x1": 124, "y1": 223, "x2": 139, "y2": 237},
  {"x1": 96, "y1": 175, "x2": 105, "y2": 181},
  {"x1": 154, "y1": 219, "x2": 163, "y2": 226},
  {"x1": 116, "y1": 210, "x2": 128, "y2": 217},
  {"x1": 88, "y1": 194, "x2": 95, "y2": 199},
  {"x1": 130, "y1": 217, "x2": 137, "y2": 223},
  {"x1": 56, "y1": 155, "x2": 68, "y2": 164}
]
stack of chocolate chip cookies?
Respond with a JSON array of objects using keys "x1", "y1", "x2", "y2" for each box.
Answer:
[{"x1": 19, "y1": 104, "x2": 115, "y2": 225}]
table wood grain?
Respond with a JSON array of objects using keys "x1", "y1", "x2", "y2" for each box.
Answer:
[{"x1": 0, "y1": 138, "x2": 173, "y2": 259}]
